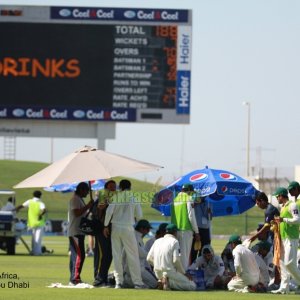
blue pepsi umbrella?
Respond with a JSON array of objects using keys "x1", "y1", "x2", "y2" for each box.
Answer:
[
  {"x1": 152, "y1": 167, "x2": 258, "y2": 217},
  {"x1": 44, "y1": 179, "x2": 105, "y2": 193}
]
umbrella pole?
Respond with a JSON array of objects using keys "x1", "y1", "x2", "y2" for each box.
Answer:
[{"x1": 88, "y1": 181, "x2": 93, "y2": 201}]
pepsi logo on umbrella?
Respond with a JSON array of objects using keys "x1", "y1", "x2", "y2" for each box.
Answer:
[
  {"x1": 189, "y1": 173, "x2": 208, "y2": 182},
  {"x1": 219, "y1": 173, "x2": 236, "y2": 180}
]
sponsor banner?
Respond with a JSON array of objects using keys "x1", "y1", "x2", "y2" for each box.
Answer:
[
  {"x1": 0, "y1": 8, "x2": 23, "y2": 17},
  {"x1": 0, "y1": 107, "x2": 136, "y2": 122},
  {"x1": 51, "y1": 7, "x2": 189, "y2": 23},
  {"x1": 217, "y1": 185, "x2": 246, "y2": 195},
  {"x1": 177, "y1": 26, "x2": 192, "y2": 70},
  {"x1": 176, "y1": 71, "x2": 191, "y2": 114}
]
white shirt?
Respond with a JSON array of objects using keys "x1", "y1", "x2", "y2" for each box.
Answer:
[
  {"x1": 233, "y1": 244, "x2": 260, "y2": 281},
  {"x1": 147, "y1": 233, "x2": 184, "y2": 273},
  {"x1": 23, "y1": 197, "x2": 45, "y2": 210},
  {"x1": 255, "y1": 253, "x2": 270, "y2": 286},
  {"x1": 68, "y1": 194, "x2": 86, "y2": 237},
  {"x1": 1, "y1": 202, "x2": 16, "y2": 217},
  {"x1": 187, "y1": 200, "x2": 199, "y2": 233},
  {"x1": 189, "y1": 254, "x2": 225, "y2": 279},
  {"x1": 104, "y1": 190, "x2": 142, "y2": 227},
  {"x1": 1, "y1": 202, "x2": 15, "y2": 212},
  {"x1": 145, "y1": 236, "x2": 156, "y2": 253},
  {"x1": 135, "y1": 231, "x2": 151, "y2": 269}
]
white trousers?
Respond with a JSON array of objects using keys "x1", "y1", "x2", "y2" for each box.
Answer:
[
  {"x1": 155, "y1": 269, "x2": 196, "y2": 291},
  {"x1": 124, "y1": 267, "x2": 158, "y2": 289},
  {"x1": 279, "y1": 238, "x2": 300, "y2": 291},
  {"x1": 111, "y1": 224, "x2": 143, "y2": 286},
  {"x1": 177, "y1": 230, "x2": 193, "y2": 270},
  {"x1": 31, "y1": 226, "x2": 43, "y2": 255},
  {"x1": 227, "y1": 274, "x2": 259, "y2": 292}
]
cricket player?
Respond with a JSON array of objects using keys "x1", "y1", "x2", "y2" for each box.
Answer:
[
  {"x1": 188, "y1": 244, "x2": 228, "y2": 289},
  {"x1": 271, "y1": 187, "x2": 300, "y2": 294},
  {"x1": 103, "y1": 179, "x2": 145, "y2": 289},
  {"x1": 227, "y1": 234, "x2": 260, "y2": 293},
  {"x1": 147, "y1": 223, "x2": 196, "y2": 291}
]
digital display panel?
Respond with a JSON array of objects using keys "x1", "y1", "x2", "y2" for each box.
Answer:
[{"x1": 0, "y1": 6, "x2": 192, "y2": 123}]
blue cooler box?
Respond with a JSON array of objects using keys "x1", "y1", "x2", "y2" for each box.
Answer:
[{"x1": 186, "y1": 269, "x2": 206, "y2": 291}]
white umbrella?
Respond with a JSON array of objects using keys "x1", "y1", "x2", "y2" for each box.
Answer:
[{"x1": 14, "y1": 146, "x2": 163, "y2": 188}]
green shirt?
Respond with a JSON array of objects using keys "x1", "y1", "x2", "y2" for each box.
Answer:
[
  {"x1": 28, "y1": 200, "x2": 45, "y2": 228},
  {"x1": 296, "y1": 198, "x2": 300, "y2": 210},
  {"x1": 171, "y1": 192, "x2": 192, "y2": 231},
  {"x1": 280, "y1": 200, "x2": 299, "y2": 240}
]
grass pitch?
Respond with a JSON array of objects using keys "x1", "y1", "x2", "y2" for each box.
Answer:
[{"x1": 0, "y1": 236, "x2": 296, "y2": 300}]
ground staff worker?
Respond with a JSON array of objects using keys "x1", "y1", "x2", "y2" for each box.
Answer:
[
  {"x1": 16, "y1": 190, "x2": 46, "y2": 256},
  {"x1": 68, "y1": 182, "x2": 93, "y2": 285},
  {"x1": 271, "y1": 187, "x2": 300, "y2": 294},
  {"x1": 171, "y1": 184, "x2": 200, "y2": 270}
]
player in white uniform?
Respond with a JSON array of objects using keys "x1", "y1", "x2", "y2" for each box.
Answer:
[
  {"x1": 254, "y1": 253, "x2": 269, "y2": 290},
  {"x1": 271, "y1": 187, "x2": 300, "y2": 294},
  {"x1": 144, "y1": 222, "x2": 168, "y2": 252},
  {"x1": 103, "y1": 179, "x2": 145, "y2": 289},
  {"x1": 188, "y1": 244, "x2": 228, "y2": 289},
  {"x1": 227, "y1": 235, "x2": 260, "y2": 293},
  {"x1": 147, "y1": 223, "x2": 196, "y2": 291},
  {"x1": 123, "y1": 219, "x2": 157, "y2": 288},
  {"x1": 255, "y1": 241, "x2": 277, "y2": 289}
]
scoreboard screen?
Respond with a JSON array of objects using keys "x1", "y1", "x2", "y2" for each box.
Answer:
[{"x1": 0, "y1": 6, "x2": 192, "y2": 123}]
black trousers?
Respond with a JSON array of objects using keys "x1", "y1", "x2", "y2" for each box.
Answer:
[
  {"x1": 190, "y1": 227, "x2": 211, "y2": 263},
  {"x1": 94, "y1": 231, "x2": 112, "y2": 282}
]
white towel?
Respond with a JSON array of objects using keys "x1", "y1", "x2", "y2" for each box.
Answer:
[{"x1": 47, "y1": 283, "x2": 94, "y2": 289}]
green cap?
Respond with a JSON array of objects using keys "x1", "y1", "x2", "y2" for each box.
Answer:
[
  {"x1": 272, "y1": 187, "x2": 288, "y2": 197},
  {"x1": 166, "y1": 223, "x2": 178, "y2": 233},
  {"x1": 182, "y1": 184, "x2": 194, "y2": 191},
  {"x1": 257, "y1": 241, "x2": 272, "y2": 251},
  {"x1": 287, "y1": 181, "x2": 300, "y2": 190},
  {"x1": 228, "y1": 234, "x2": 241, "y2": 244}
]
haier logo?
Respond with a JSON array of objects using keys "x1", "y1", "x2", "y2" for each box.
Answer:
[
  {"x1": 179, "y1": 34, "x2": 191, "y2": 66},
  {"x1": 124, "y1": 10, "x2": 136, "y2": 19},
  {"x1": 176, "y1": 71, "x2": 191, "y2": 114},
  {"x1": 177, "y1": 27, "x2": 192, "y2": 70},
  {"x1": 59, "y1": 9, "x2": 71, "y2": 17}
]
